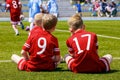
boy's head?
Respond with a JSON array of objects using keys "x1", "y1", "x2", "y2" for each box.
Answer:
[
  {"x1": 68, "y1": 13, "x2": 84, "y2": 33},
  {"x1": 42, "y1": 14, "x2": 57, "y2": 32},
  {"x1": 102, "y1": 0, "x2": 106, "y2": 2},
  {"x1": 34, "y1": 13, "x2": 44, "y2": 27},
  {"x1": 77, "y1": 1, "x2": 80, "y2": 3}
]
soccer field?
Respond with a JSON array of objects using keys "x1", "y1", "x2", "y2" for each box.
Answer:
[{"x1": 0, "y1": 21, "x2": 120, "y2": 80}]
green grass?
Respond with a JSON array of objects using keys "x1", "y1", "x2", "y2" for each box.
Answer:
[{"x1": 0, "y1": 21, "x2": 120, "y2": 80}]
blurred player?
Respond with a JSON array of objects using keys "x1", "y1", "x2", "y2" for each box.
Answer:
[
  {"x1": 47, "y1": 0, "x2": 58, "y2": 17},
  {"x1": 26, "y1": 0, "x2": 42, "y2": 31},
  {"x1": 73, "y1": 0, "x2": 82, "y2": 17},
  {"x1": 6, "y1": 0, "x2": 24, "y2": 35},
  {"x1": 11, "y1": 14, "x2": 61, "y2": 71},
  {"x1": 64, "y1": 13, "x2": 112, "y2": 73},
  {"x1": 40, "y1": 1, "x2": 49, "y2": 13}
]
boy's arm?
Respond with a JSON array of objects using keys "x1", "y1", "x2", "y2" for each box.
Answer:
[
  {"x1": 52, "y1": 55, "x2": 60, "y2": 62},
  {"x1": 20, "y1": 5, "x2": 23, "y2": 15},
  {"x1": 5, "y1": 7, "x2": 8, "y2": 12},
  {"x1": 5, "y1": 3, "x2": 9, "y2": 12},
  {"x1": 21, "y1": 50, "x2": 29, "y2": 61}
]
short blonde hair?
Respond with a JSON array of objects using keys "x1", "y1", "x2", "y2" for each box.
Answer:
[
  {"x1": 68, "y1": 13, "x2": 83, "y2": 30},
  {"x1": 42, "y1": 14, "x2": 57, "y2": 30},
  {"x1": 34, "y1": 13, "x2": 44, "y2": 26}
]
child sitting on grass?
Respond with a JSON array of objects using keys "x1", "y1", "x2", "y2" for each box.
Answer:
[
  {"x1": 11, "y1": 13, "x2": 61, "y2": 72},
  {"x1": 64, "y1": 13, "x2": 112, "y2": 73}
]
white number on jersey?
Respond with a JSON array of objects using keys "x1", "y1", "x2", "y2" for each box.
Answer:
[
  {"x1": 73, "y1": 34, "x2": 91, "y2": 54},
  {"x1": 12, "y1": 0, "x2": 18, "y2": 8},
  {"x1": 37, "y1": 37, "x2": 47, "y2": 55}
]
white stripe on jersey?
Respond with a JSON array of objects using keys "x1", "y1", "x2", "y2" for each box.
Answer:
[
  {"x1": 54, "y1": 48, "x2": 60, "y2": 52},
  {"x1": 68, "y1": 47, "x2": 73, "y2": 52},
  {"x1": 24, "y1": 43, "x2": 30, "y2": 48}
]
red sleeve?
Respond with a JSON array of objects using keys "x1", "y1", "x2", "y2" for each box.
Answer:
[
  {"x1": 66, "y1": 39, "x2": 74, "y2": 55},
  {"x1": 22, "y1": 34, "x2": 31, "y2": 51},
  {"x1": 94, "y1": 34, "x2": 98, "y2": 54},
  {"x1": 6, "y1": 0, "x2": 10, "y2": 7},
  {"x1": 95, "y1": 34, "x2": 98, "y2": 49}
]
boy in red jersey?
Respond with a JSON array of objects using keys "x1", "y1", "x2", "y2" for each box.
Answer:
[
  {"x1": 64, "y1": 13, "x2": 112, "y2": 73},
  {"x1": 6, "y1": 0, "x2": 24, "y2": 35},
  {"x1": 11, "y1": 13, "x2": 61, "y2": 71}
]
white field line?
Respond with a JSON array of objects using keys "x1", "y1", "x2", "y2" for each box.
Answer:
[
  {"x1": 55, "y1": 29, "x2": 120, "y2": 40},
  {"x1": 113, "y1": 57, "x2": 120, "y2": 60},
  {"x1": 0, "y1": 60, "x2": 12, "y2": 62},
  {"x1": 97, "y1": 34, "x2": 120, "y2": 40},
  {"x1": 0, "y1": 29, "x2": 119, "y2": 63},
  {"x1": 0, "y1": 57, "x2": 120, "y2": 63},
  {"x1": 55, "y1": 29, "x2": 69, "y2": 32}
]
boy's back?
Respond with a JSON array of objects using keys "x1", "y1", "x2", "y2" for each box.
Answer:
[{"x1": 22, "y1": 26, "x2": 59, "y2": 71}]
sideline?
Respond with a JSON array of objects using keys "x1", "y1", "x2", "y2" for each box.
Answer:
[
  {"x1": 55, "y1": 29, "x2": 120, "y2": 40},
  {"x1": 0, "y1": 60, "x2": 11, "y2": 63},
  {"x1": 0, "y1": 17, "x2": 120, "y2": 21},
  {"x1": 97, "y1": 34, "x2": 120, "y2": 40}
]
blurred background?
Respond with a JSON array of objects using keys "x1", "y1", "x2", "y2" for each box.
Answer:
[{"x1": 0, "y1": 0, "x2": 120, "y2": 18}]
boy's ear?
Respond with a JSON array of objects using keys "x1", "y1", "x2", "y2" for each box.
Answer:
[{"x1": 82, "y1": 24, "x2": 85, "y2": 30}]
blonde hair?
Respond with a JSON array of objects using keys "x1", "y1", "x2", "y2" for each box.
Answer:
[
  {"x1": 68, "y1": 13, "x2": 83, "y2": 30},
  {"x1": 42, "y1": 14, "x2": 57, "y2": 30},
  {"x1": 34, "y1": 13, "x2": 44, "y2": 26}
]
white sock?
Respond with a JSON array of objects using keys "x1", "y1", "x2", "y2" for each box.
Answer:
[
  {"x1": 65, "y1": 56, "x2": 72, "y2": 64},
  {"x1": 103, "y1": 54, "x2": 112, "y2": 64},
  {"x1": 12, "y1": 25, "x2": 19, "y2": 35},
  {"x1": 30, "y1": 22, "x2": 34, "y2": 31},
  {"x1": 15, "y1": 29, "x2": 19, "y2": 35},
  {"x1": 11, "y1": 54, "x2": 22, "y2": 64}
]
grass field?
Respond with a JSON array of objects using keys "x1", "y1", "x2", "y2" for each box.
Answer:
[{"x1": 0, "y1": 20, "x2": 120, "y2": 80}]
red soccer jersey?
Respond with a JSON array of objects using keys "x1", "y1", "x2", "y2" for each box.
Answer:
[
  {"x1": 6, "y1": 0, "x2": 21, "y2": 22},
  {"x1": 19, "y1": 26, "x2": 60, "y2": 71},
  {"x1": 66, "y1": 30, "x2": 110, "y2": 73}
]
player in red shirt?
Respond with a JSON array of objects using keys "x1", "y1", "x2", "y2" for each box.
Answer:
[
  {"x1": 11, "y1": 13, "x2": 61, "y2": 71},
  {"x1": 6, "y1": 0, "x2": 24, "y2": 35},
  {"x1": 64, "y1": 13, "x2": 112, "y2": 73}
]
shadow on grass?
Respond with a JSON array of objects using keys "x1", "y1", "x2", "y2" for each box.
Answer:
[
  {"x1": 37, "y1": 68, "x2": 120, "y2": 73},
  {"x1": 76, "y1": 69, "x2": 120, "y2": 74},
  {"x1": 39, "y1": 68, "x2": 120, "y2": 74},
  {"x1": 54, "y1": 67, "x2": 69, "y2": 72},
  {"x1": 28, "y1": 67, "x2": 69, "y2": 73},
  {"x1": 107, "y1": 69, "x2": 120, "y2": 74}
]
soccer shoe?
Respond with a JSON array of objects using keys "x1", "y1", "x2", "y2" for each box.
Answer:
[
  {"x1": 15, "y1": 32, "x2": 19, "y2": 36},
  {"x1": 16, "y1": 34, "x2": 19, "y2": 36},
  {"x1": 103, "y1": 54, "x2": 113, "y2": 64},
  {"x1": 25, "y1": 26, "x2": 30, "y2": 31},
  {"x1": 20, "y1": 22, "x2": 24, "y2": 29}
]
